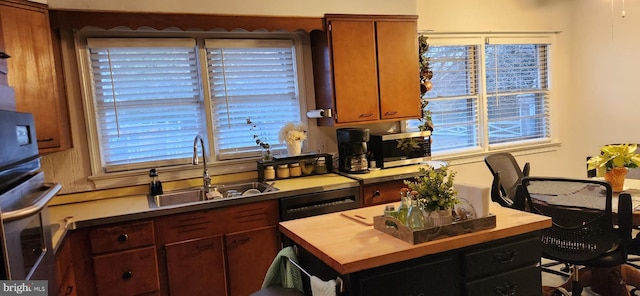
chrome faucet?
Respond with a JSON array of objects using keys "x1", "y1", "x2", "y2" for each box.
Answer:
[{"x1": 192, "y1": 135, "x2": 211, "y2": 195}]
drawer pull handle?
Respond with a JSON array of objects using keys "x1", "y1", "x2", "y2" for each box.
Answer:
[
  {"x1": 359, "y1": 113, "x2": 373, "y2": 118},
  {"x1": 0, "y1": 52, "x2": 9, "y2": 59},
  {"x1": 64, "y1": 286, "x2": 74, "y2": 296},
  {"x1": 122, "y1": 271, "x2": 133, "y2": 280},
  {"x1": 37, "y1": 138, "x2": 54, "y2": 142},
  {"x1": 494, "y1": 283, "x2": 516, "y2": 296},
  {"x1": 118, "y1": 233, "x2": 129, "y2": 242},
  {"x1": 494, "y1": 249, "x2": 517, "y2": 264},
  {"x1": 384, "y1": 111, "x2": 397, "y2": 116},
  {"x1": 373, "y1": 190, "x2": 380, "y2": 198}
]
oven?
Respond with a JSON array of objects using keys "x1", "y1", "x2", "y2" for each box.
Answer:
[
  {"x1": 0, "y1": 110, "x2": 61, "y2": 293},
  {"x1": 279, "y1": 187, "x2": 360, "y2": 221}
]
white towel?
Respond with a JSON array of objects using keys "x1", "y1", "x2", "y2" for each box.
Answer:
[{"x1": 310, "y1": 275, "x2": 336, "y2": 296}]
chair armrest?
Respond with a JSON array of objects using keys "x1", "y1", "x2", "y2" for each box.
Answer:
[
  {"x1": 522, "y1": 162, "x2": 530, "y2": 177},
  {"x1": 618, "y1": 193, "x2": 633, "y2": 250}
]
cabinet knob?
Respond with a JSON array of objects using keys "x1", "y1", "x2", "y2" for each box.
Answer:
[
  {"x1": 373, "y1": 190, "x2": 381, "y2": 198},
  {"x1": 64, "y1": 286, "x2": 74, "y2": 296},
  {"x1": 122, "y1": 271, "x2": 133, "y2": 280},
  {"x1": 494, "y1": 283, "x2": 517, "y2": 296},
  {"x1": 118, "y1": 233, "x2": 129, "y2": 242},
  {"x1": 493, "y1": 249, "x2": 517, "y2": 264},
  {"x1": 0, "y1": 52, "x2": 9, "y2": 59}
]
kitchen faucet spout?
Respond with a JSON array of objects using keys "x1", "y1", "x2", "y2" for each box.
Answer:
[{"x1": 192, "y1": 135, "x2": 211, "y2": 194}]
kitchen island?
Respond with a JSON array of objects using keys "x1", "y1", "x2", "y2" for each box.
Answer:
[{"x1": 279, "y1": 202, "x2": 551, "y2": 296}]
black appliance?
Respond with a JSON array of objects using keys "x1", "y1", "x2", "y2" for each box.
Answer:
[
  {"x1": 368, "y1": 131, "x2": 432, "y2": 169},
  {"x1": 336, "y1": 128, "x2": 369, "y2": 174},
  {"x1": 0, "y1": 110, "x2": 61, "y2": 292}
]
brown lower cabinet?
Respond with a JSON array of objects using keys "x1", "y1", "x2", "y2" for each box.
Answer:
[{"x1": 65, "y1": 200, "x2": 279, "y2": 296}]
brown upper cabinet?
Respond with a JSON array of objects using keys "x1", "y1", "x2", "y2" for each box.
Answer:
[
  {"x1": 311, "y1": 15, "x2": 421, "y2": 126},
  {"x1": 0, "y1": 0, "x2": 71, "y2": 153}
]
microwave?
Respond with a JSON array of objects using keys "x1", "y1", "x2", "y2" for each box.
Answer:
[{"x1": 368, "y1": 131, "x2": 431, "y2": 169}]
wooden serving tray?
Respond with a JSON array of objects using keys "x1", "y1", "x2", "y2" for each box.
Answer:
[{"x1": 373, "y1": 214, "x2": 497, "y2": 244}]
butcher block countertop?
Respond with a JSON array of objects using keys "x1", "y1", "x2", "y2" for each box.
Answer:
[{"x1": 279, "y1": 202, "x2": 551, "y2": 275}]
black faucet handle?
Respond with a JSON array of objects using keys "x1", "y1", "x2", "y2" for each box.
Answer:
[{"x1": 149, "y1": 168, "x2": 158, "y2": 177}]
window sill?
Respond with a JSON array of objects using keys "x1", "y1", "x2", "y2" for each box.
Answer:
[
  {"x1": 88, "y1": 158, "x2": 258, "y2": 190},
  {"x1": 434, "y1": 141, "x2": 561, "y2": 167}
]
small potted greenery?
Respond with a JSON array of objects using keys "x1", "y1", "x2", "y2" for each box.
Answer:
[
  {"x1": 587, "y1": 144, "x2": 640, "y2": 192},
  {"x1": 404, "y1": 164, "x2": 458, "y2": 226}
]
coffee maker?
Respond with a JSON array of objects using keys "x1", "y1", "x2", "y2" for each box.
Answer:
[{"x1": 336, "y1": 128, "x2": 369, "y2": 174}]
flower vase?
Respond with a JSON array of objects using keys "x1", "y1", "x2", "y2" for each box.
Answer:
[
  {"x1": 261, "y1": 148, "x2": 273, "y2": 161},
  {"x1": 287, "y1": 141, "x2": 302, "y2": 156},
  {"x1": 605, "y1": 167, "x2": 628, "y2": 192},
  {"x1": 425, "y1": 209, "x2": 453, "y2": 227}
]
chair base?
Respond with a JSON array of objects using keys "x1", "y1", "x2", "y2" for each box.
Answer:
[{"x1": 558, "y1": 265, "x2": 639, "y2": 296}]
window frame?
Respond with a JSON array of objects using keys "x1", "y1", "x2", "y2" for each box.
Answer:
[
  {"x1": 407, "y1": 33, "x2": 558, "y2": 161},
  {"x1": 74, "y1": 28, "x2": 310, "y2": 188}
]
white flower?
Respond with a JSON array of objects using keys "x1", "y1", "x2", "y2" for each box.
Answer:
[{"x1": 278, "y1": 122, "x2": 307, "y2": 145}]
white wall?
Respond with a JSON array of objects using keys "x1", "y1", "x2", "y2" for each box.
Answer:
[
  {"x1": 44, "y1": 0, "x2": 630, "y2": 193},
  {"x1": 416, "y1": 0, "x2": 578, "y2": 187},
  {"x1": 47, "y1": 0, "x2": 416, "y2": 16}
]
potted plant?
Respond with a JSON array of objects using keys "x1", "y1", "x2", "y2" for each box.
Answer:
[
  {"x1": 586, "y1": 143, "x2": 640, "y2": 192},
  {"x1": 404, "y1": 164, "x2": 458, "y2": 226},
  {"x1": 278, "y1": 122, "x2": 307, "y2": 156},
  {"x1": 247, "y1": 118, "x2": 272, "y2": 160}
]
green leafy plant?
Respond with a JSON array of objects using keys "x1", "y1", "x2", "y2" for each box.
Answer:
[
  {"x1": 418, "y1": 34, "x2": 434, "y2": 132},
  {"x1": 247, "y1": 118, "x2": 271, "y2": 160},
  {"x1": 587, "y1": 144, "x2": 640, "y2": 172},
  {"x1": 404, "y1": 164, "x2": 458, "y2": 212}
]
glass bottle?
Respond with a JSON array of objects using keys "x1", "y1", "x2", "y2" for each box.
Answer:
[
  {"x1": 407, "y1": 191, "x2": 426, "y2": 230},
  {"x1": 396, "y1": 188, "x2": 410, "y2": 225}
]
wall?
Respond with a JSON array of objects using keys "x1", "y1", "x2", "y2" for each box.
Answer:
[
  {"x1": 42, "y1": 0, "x2": 597, "y2": 195},
  {"x1": 417, "y1": 0, "x2": 576, "y2": 187},
  {"x1": 47, "y1": 0, "x2": 416, "y2": 16}
]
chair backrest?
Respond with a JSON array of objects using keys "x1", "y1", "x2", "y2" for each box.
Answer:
[
  {"x1": 484, "y1": 152, "x2": 529, "y2": 209},
  {"x1": 521, "y1": 177, "x2": 631, "y2": 263}
]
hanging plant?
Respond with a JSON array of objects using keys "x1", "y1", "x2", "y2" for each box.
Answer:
[{"x1": 418, "y1": 34, "x2": 434, "y2": 132}]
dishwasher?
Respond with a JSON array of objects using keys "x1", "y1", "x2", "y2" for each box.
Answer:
[{"x1": 279, "y1": 186, "x2": 360, "y2": 221}]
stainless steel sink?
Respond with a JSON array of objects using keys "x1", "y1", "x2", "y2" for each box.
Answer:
[{"x1": 148, "y1": 181, "x2": 278, "y2": 208}]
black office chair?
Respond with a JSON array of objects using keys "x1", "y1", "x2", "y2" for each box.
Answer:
[
  {"x1": 521, "y1": 177, "x2": 633, "y2": 296},
  {"x1": 484, "y1": 152, "x2": 530, "y2": 210}
]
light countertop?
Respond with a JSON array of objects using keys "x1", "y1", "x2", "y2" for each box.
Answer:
[
  {"x1": 279, "y1": 202, "x2": 552, "y2": 274},
  {"x1": 48, "y1": 173, "x2": 359, "y2": 253}
]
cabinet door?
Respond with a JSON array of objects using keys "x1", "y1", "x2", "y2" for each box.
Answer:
[
  {"x1": 329, "y1": 20, "x2": 380, "y2": 124},
  {"x1": 362, "y1": 180, "x2": 406, "y2": 206},
  {"x1": 377, "y1": 20, "x2": 421, "y2": 120},
  {"x1": 92, "y1": 246, "x2": 160, "y2": 296},
  {"x1": 225, "y1": 226, "x2": 279, "y2": 296},
  {"x1": 0, "y1": 2, "x2": 69, "y2": 151},
  {"x1": 0, "y1": 11, "x2": 7, "y2": 86},
  {"x1": 165, "y1": 235, "x2": 227, "y2": 296}
]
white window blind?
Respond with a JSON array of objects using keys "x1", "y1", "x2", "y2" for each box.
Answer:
[
  {"x1": 205, "y1": 39, "x2": 301, "y2": 160},
  {"x1": 419, "y1": 44, "x2": 481, "y2": 152},
  {"x1": 485, "y1": 42, "x2": 550, "y2": 144},
  {"x1": 87, "y1": 38, "x2": 204, "y2": 171}
]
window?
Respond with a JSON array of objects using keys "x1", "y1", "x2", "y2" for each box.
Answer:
[
  {"x1": 410, "y1": 34, "x2": 552, "y2": 154},
  {"x1": 80, "y1": 33, "x2": 305, "y2": 174}
]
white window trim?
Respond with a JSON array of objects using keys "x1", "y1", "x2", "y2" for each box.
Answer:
[
  {"x1": 411, "y1": 32, "x2": 560, "y2": 161},
  {"x1": 73, "y1": 28, "x2": 312, "y2": 189}
]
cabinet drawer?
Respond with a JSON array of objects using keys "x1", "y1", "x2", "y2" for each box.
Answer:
[
  {"x1": 465, "y1": 265, "x2": 541, "y2": 296},
  {"x1": 92, "y1": 246, "x2": 160, "y2": 296},
  {"x1": 221, "y1": 200, "x2": 278, "y2": 233},
  {"x1": 157, "y1": 209, "x2": 223, "y2": 244},
  {"x1": 90, "y1": 221, "x2": 155, "y2": 254},
  {"x1": 463, "y1": 236, "x2": 540, "y2": 280},
  {"x1": 362, "y1": 180, "x2": 405, "y2": 206}
]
